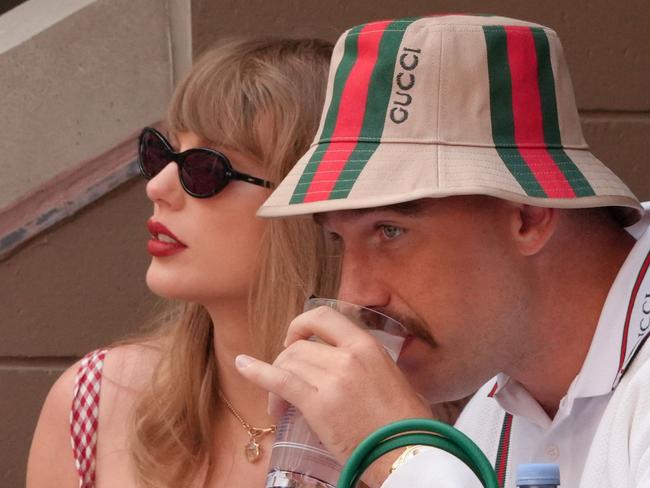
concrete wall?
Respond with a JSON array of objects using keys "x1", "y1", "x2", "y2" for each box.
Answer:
[
  {"x1": 0, "y1": 0, "x2": 172, "y2": 209},
  {"x1": 0, "y1": 0, "x2": 188, "y2": 486},
  {"x1": 0, "y1": 182, "x2": 157, "y2": 486},
  {"x1": 1, "y1": 1, "x2": 648, "y2": 487}
]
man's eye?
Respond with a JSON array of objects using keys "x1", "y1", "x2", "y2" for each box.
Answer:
[{"x1": 380, "y1": 225, "x2": 404, "y2": 240}]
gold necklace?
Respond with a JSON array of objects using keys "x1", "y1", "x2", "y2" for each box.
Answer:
[{"x1": 219, "y1": 391, "x2": 276, "y2": 463}]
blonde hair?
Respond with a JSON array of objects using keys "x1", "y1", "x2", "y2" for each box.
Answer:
[{"x1": 129, "y1": 38, "x2": 338, "y2": 487}]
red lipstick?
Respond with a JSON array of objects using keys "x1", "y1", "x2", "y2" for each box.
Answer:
[{"x1": 147, "y1": 219, "x2": 187, "y2": 257}]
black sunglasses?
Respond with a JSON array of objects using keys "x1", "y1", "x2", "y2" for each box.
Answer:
[{"x1": 137, "y1": 127, "x2": 274, "y2": 198}]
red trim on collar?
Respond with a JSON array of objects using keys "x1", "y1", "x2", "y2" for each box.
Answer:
[
  {"x1": 487, "y1": 381, "x2": 499, "y2": 397},
  {"x1": 618, "y1": 250, "x2": 650, "y2": 371}
]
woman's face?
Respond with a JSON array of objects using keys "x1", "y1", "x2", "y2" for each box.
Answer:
[{"x1": 144, "y1": 131, "x2": 271, "y2": 306}]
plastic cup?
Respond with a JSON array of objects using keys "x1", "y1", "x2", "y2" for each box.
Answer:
[{"x1": 265, "y1": 298, "x2": 408, "y2": 488}]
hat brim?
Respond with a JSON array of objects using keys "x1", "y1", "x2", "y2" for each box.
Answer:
[{"x1": 259, "y1": 141, "x2": 643, "y2": 227}]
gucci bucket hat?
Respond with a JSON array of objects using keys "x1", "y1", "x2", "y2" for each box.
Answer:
[{"x1": 258, "y1": 15, "x2": 643, "y2": 225}]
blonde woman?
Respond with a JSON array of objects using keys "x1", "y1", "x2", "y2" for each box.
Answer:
[{"x1": 26, "y1": 38, "x2": 338, "y2": 487}]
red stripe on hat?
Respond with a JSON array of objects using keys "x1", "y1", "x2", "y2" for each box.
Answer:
[
  {"x1": 303, "y1": 21, "x2": 391, "y2": 203},
  {"x1": 505, "y1": 26, "x2": 575, "y2": 198}
]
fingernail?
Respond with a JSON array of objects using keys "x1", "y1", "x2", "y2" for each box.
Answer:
[{"x1": 235, "y1": 354, "x2": 255, "y2": 369}]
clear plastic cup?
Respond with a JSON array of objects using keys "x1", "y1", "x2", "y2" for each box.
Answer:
[{"x1": 265, "y1": 298, "x2": 408, "y2": 488}]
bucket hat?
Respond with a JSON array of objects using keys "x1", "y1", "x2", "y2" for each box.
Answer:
[{"x1": 258, "y1": 15, "x2": 642, "y2": 225}]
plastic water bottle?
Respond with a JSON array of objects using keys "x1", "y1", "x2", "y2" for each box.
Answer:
[{"x1": 516, "y1": 463, "x2": 560, "y2": 487}]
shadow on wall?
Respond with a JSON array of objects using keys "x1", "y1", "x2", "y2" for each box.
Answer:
[{"x1": 0, "y1": 0, "x2": 27, "y2": 16}]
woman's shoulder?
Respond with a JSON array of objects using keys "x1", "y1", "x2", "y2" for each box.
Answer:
[
  {"x1": 102, "y1": 342, "x2": 162, "y2": 392},
  {"x1": 95, "y1": 342, "x2": 162, "y2": 430},
  {"x1": 26, "y1": 343, "x2": 162, "y2": 488},
  {"x1": 26, "y1": 350, "x2": 102, "y2": 487},
  {"x1": 93, "y1": 344, "x2": 161, "y2": 485}
]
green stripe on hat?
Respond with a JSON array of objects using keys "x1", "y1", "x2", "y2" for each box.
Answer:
[
  {"x1": 289, "y1": 25, "x2": 363, "y2": 204},
  {"x1": 331, "y1": 18, "x2": 419, "y2": 198},
  {"x1": 483, "y1": 26, "x2": 547, "y2": 197},
  {"x1": 531, "y1": 28, "x2": 595, "y2": 197}
]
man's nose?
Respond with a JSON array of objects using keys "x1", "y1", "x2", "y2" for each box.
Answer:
[{"x1": 337, "y1": 251, "x2": 390, "y2": 308}]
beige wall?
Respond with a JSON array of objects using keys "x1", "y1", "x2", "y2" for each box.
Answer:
[
  {"x1": 0, "y1": 0, "x2": 173, "y2": 209},
  {"x1": 1, "y1": 182, "x2": 154, "y2": 358},
  {"x1": 1, "y1": 1, "x2": 648, "y2": 487},
  {"x1": 0, "y1": 182, "x2": 158, "y2": 486},
  {"x1": 0, "y1": 0, "x2": 186, "y2": 486}
]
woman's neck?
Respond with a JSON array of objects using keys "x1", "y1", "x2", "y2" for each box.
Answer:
[
  {"x1": 205, "y1": 299, "x2": 276, "y2": 428},
  {"x1": 202, "y1": 299, "x2": 278, "y2": 484}
]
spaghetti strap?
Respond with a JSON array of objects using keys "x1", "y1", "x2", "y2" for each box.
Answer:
[{"x1": 69, "y1": 349, "x2": 108, "y2": 488}]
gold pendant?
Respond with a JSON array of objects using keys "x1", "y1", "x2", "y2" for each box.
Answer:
[{"x1": 245, "y1": 438, "x2": 261, "y2": 463}]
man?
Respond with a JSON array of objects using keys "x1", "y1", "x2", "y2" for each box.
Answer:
[{"x1": 236, "y1": 14, "x2": 650, "y2": 487}]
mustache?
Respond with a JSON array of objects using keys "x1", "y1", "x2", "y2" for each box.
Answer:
[{"x1": 374, "y1": 308, "x2": 438, "y2": 348}]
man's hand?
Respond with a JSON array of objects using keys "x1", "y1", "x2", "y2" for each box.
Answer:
[{"x1": 236, "y1": 305, "x2": 432, "y2": 482}]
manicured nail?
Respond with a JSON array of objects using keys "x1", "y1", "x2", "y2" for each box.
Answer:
[{"x1": 235, "y1": 354, "x2": 255, "y2": 368}]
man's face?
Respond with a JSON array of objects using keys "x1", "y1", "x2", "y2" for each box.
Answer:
[{"x1": 318, "y1": 196, "x2": 531, "y2": 403}]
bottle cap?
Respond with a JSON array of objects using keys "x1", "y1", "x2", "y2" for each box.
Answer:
[{"x1": 516, "y1": 463, "x2": 560, "y2": 486}]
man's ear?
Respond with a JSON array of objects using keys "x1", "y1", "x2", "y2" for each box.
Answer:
[{"x1": 508, "y1": 204, "x2": 559, "y2": 256}]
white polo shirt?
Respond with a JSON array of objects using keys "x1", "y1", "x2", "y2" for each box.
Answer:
[{"x1": 384, "y1": 203, "x2": 650, "y2": 488}]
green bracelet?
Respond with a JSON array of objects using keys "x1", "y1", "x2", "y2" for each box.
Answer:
[{"x1": 337, "y1": 418, "x2": 498, "y2": 488}]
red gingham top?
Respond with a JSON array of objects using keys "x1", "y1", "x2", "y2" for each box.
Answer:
[{"x1": 69, "y1": 349, "x2": 108, "y2": 488}]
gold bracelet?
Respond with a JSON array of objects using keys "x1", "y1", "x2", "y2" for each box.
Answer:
[{"x1": 389, "y1": 445, "x2": 429, "y2": 474}]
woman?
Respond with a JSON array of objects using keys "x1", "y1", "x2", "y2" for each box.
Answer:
[{"x1": 26, "y1": 38, "x2": 338, "y2": 487}]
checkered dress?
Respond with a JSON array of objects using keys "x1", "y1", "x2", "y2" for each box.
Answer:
[{"x1": 69, "y1": 349, "x2": 108, "y2": 488}]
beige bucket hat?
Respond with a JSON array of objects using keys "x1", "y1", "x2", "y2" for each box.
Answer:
[{"x1": 258, "y1": 15, "x2": 643, "y2": 225}]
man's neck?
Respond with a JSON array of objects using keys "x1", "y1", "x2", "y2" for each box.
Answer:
[{"x1": 514, "y1": 226, "x2": 636, "y2": 419}]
